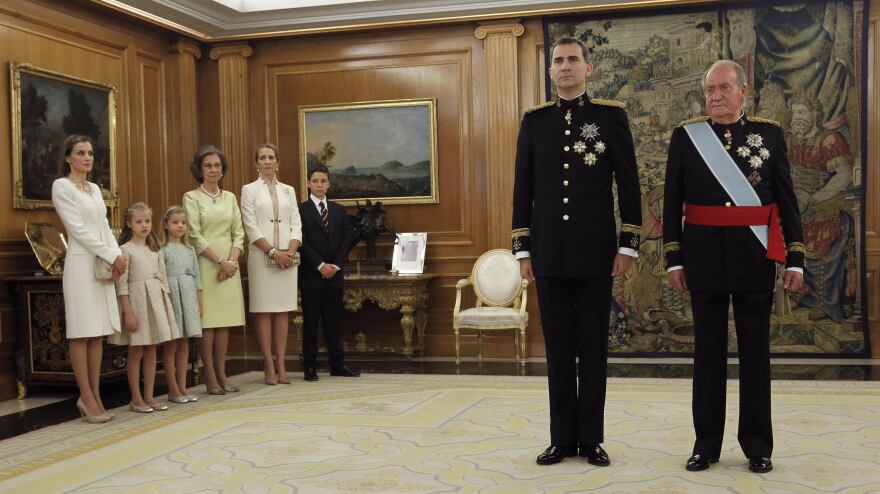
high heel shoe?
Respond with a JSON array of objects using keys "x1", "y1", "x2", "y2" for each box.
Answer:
[
  {"x1": 129, "y1": 403, "x2": 154, "y2": 413},
  {"x1": 76, "y1": 398, "x2": 112, "y2": 424},
  {"x1": 96, "y1": 399, "x2": 115, "y2": 418}
]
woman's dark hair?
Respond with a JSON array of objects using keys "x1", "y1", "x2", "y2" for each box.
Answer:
[
  {"x1": 189, "y1": 145, "x2": 229, "y2": 183},
  {"x1": 58, "y1": 134, "x2": 94, "y2": 178}
]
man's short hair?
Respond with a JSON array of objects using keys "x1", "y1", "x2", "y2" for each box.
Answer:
[
  {"x1": 701, "y1": 60, "x2": 748, "y2": 91},
  {"x1": 550, "y1": 36, "x2": 590, "y2": 63},
  {"x1": 308, "y1": 164, "x2": 330, "y2": 180}
]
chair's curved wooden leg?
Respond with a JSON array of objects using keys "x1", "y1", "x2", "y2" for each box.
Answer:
[{"x1": 454, "y1": 328, "x2": 460, "y2": 366}]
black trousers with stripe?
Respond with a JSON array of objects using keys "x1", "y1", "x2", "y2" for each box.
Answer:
[
  {"x1": 536, "y1": 276, "x2": 613, "y2": 447},
  {"x1": 690, "y1": 289, "x2": 774, "y2": 459}
]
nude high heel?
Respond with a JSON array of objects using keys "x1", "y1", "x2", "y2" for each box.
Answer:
[{"x1": 76, "y1": 398, "x2": 112, "y2": 424}]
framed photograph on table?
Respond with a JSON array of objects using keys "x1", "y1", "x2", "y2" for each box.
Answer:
[
  {"x1": 298, "y1": 98, "x2": 438, "y2": 206},
  {"x1": 391, "y1": 233, "x2": 427, "y2": 275},
  {"x1": 10, "y1": 62, "x2": 118, "y2": 211}
]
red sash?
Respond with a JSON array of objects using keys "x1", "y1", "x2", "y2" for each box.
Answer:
[{"x1": 684, "y1": 203, "x2": 786, "y2": 263}]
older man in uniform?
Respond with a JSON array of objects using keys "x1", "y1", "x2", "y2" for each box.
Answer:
[
  {"x1": 663, "y1": 60, "x2": 805, "y2": 473},
  {"x1": 512, "y1": 36, "x2": 641, "y2": 466}
]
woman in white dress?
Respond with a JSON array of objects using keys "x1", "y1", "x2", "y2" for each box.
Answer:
[
  {"x1": 240, "y1": 144, "x2": 302, "y2": 385},
  {"x1": 51, "y1": 135, "x2": 127, "y2": 423}
]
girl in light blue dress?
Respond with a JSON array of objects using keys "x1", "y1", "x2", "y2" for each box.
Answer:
[{"x1": 161, "y1": 205, "x2": 204, "y2": 403}]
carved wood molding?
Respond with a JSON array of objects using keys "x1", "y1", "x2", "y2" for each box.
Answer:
[
  {"x1": 171, "y1": 39, "x2": 202, "y2": 59},
  {"x1": 476, "y1": 22, "x2": 524, "y2": 249},
  {"x1": 208, "y1": 42, "x2": 253, "y2": 60}
]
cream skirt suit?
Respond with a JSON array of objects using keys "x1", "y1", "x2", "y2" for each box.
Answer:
[
  {"x1": 240, "y1": 177, "x2": 302, "y2": 313},
  {"x1": 51, "y1": 178, "x2": 121, "y2": 338}
]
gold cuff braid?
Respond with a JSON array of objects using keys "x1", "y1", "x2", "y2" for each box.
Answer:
[
  {"x1": 663, "y1": 241, "x2": 681, "y2": 254},
  {"x1": 511, "y1": 228, "x2": 530, "y2": 239},
  {"x1": 787, "y1": 242, "x2": 805, "y2": 254},
  {"x1": 620, "y1": 224, "x2": 641, "y2": 234}
]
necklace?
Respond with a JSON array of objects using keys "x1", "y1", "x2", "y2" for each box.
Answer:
[
  {"x1": 68, "y1": 177, "x2": 90, "y2": 195},
  {"x1": 200, "y1": 184, "x2": 221, "y2": 203}
]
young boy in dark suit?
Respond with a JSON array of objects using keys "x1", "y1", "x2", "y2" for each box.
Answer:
[{"x1": 298, "y1": 165, "x2": 360, "y2": 380}]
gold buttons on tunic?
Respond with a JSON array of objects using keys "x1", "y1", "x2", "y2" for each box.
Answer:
[
  {"x1": 565, "y1": 130, "x2": 571, "y2": 135},
  {"x1": 563, "y1": 215, "x2": 569, "y2": 221},
  {"x1": 563, "y1": 163, "x2": 569, "y2": 169},
  {"x1": 564, "y1": 146, "x2": 570, "y2": 151},
  {"x1": 563, "y1": 198, "x2": 569, "y2": 204},
  {"x1": 725, "y1": 202, "x2": 732, "y2": 207},
  {"x1": 563, "y1": 180, "x2": 569, "y2": 186}
]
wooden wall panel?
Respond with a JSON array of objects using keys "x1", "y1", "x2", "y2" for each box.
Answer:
[
  {"x1": 0, "y1": 0, "x2": 196, "y2": 399},
  {"x1": 867, "y1": 0, "x2": 879, "y2": 356},
  {"x1": 245, "y1": 25, "x2": 500, "y2": 358}
]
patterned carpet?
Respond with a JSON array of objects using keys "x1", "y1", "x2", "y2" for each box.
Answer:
[{"x1": 0, "y1": 373, "x2": 878, "y2": 493}]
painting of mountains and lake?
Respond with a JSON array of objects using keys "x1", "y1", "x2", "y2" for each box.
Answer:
[{"x1": 298, "y1": 98, "x2": 438, "y2": 206}]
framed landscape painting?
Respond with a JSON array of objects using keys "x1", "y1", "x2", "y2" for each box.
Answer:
[
  {"x1": 298, "y1": 98, "x2": 438, "y2": 206},
  {"x1": 10, "y1": 62, "x2": 117, "y2": 210}
]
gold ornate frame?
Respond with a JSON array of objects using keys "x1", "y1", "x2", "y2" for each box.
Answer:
[
  {"x1": 298, "y1": 98, "x2": 439, "y2": 206},
  {"x1": 10, "y1": 62, "x2": 118, "y2": 210}
]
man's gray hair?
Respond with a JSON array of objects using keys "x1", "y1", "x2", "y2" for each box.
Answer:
[{"x1": 701, "y1": 60, "x2": 748, "y2": 91}]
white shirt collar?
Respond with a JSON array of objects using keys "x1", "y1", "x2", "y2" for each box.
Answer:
[{"x1": 310, "y1": 193, "x2": 327, "y2": 210}]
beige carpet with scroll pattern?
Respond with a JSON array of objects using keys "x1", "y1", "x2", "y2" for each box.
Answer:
[{"x1": 0, "y1": 373, "x2": 878, "y2": 493}]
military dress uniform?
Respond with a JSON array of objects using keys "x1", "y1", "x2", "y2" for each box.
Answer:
[
  {"x1": 511, "y1": 94, "x2": 641, "y2": 450},
  {"x1": 662, "y1": 113, "x2": 805, "y2": 461}
]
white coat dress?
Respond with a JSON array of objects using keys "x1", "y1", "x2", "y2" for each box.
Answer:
[
  {"x1": 240, "y1": 177, "x2": 302, "y2": 313},
  {"x1": 51, "y1": 178, "x2": 122, "y2": 338}
]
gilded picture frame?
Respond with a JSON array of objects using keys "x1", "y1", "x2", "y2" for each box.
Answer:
[
  {"x1": 10, "y1": 62, "x2": 118, "y2": 210},
  {"x1": 298, "y1": 98, "x2": 439, "y2": 206}
]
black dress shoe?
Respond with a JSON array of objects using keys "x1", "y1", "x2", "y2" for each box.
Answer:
[
  {"x1": 304, "y1": 367, "x2": 319, "y2": 381},
  {"x1": 330, "y1": 364, "x2": 361, "y2": 377},
  {"x1": 748, "y1": 456, "x2": 773, "y2": 473},
  {"x1": 686, "y1": 454, "x2": 719, "y2": 471},
  {"x1": 536, "y1": 445, "x2": 577, "y2": 465},
  {"x1": 579, "y1": 444, "x2": 610, "y2": 466}
]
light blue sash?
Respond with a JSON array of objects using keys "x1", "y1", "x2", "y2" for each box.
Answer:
[{"x1": 683, "y1": 122, "x2": 767, "y2": 249}]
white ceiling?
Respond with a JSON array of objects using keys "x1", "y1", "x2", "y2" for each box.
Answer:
[{"x1": 90, "y1": 0, "x2": 711, "y2": 40}]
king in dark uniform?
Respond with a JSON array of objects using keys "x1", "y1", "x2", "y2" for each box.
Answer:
[
  {"x1": 511, "y1": 36, "x2": 642, "y2": 466},
  {"x1": 662, "y1": 60, "x2": 805, "y2": 474}
]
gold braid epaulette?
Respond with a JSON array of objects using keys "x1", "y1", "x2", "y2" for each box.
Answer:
[
  {"x1": 676, "y1": 116, "x2": 710, "y2": 127},
  {"x1": 524, "y1": 101, "x2": 555, "y2": 113},
  {"x1": 746, "y1": 116, "x2": 781, "y2": 127},
  {"x1": 592, "y1": 98, "x2": 625, "y2": 108}
]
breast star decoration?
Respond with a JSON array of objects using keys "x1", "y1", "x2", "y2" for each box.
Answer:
[
  {"x1": 735, "y1": 132, "x2": 770, "y2": 185},
  {"x1": 576, "y1": 122, "x2": 605, "y2": 167}
]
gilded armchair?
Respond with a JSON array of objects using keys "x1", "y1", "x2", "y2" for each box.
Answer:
[{"x1": 453, "y1": 249, "x2": 529, "y2": 367}]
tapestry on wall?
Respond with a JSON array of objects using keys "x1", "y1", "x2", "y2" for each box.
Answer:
[{"x1": 544, "y1": 0, "x2": 868, "y2": 355}]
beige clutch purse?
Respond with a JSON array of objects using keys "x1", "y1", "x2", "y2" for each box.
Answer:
[{"x1": 95, "y1": 257, "x2": 113, "y2": 281}]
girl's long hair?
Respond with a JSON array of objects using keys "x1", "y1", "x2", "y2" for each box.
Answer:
[
  {"x1": 119, "y1": 202, "x2": 161, "y2": 252},
  {"x1": 159, "y1": 205, "x2": 189, "y2": 247}
]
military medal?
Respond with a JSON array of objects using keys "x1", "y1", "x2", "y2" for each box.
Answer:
[
  {"x1": 723, "y1": 128, "x2": 733, "y2": 149},
  {"x1": 584, "y1": 153, "x2": 597, "y2": 166},
  {"x1": 565, "y1": 109, "x2": 572, "y2": 125},
  {"x1": 580, "y1": 123, "x2": 600, "y2": 141},
  {"x1": 594, "y1": 141, "x2": 606, "y2": 154},
  {"x1": 573, "y1": 141, "x2": 587, "y2": 154},
  {"x1": 735, "y1": 132, "x2": 770, "y2": 181}
]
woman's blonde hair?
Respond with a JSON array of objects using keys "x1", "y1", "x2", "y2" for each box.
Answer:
[
  {"x1": 118, "y1": 202, "x2": 161, "y2": 252},
  {"x1": 159, "y1": 205, "x2": 189, "y2": 247}
]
